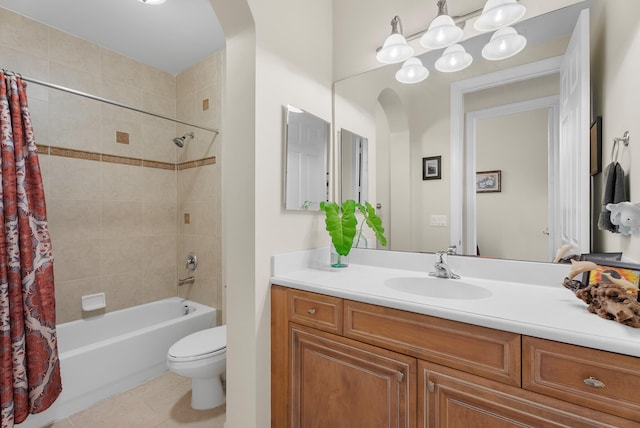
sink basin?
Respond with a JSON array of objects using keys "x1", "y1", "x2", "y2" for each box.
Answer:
[{"x1": 384, "y1": 276, "x2": 492, "y2": 300}]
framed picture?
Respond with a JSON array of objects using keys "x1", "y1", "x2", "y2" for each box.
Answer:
[
  {"x1": 476, "y1": 170, "x2": 501, "y2": 193},
  {"x1": 422, "y1": 156, "x2": 441, "y2": 180},
  {"x1": 581, "y1": 259, "x2": 640, "y2": 301},
  {"x1": 590, "y1": 116, "x2": 602, "y2": 176}
]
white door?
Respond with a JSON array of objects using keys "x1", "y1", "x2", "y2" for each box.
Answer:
[{"x1": 558, "y1": 8, "x2": 590, "y2": 253}]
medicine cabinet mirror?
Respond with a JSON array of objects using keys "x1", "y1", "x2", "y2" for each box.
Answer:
[{"x1": 284, "y1": 105, "x2": 329, "y2": 211}]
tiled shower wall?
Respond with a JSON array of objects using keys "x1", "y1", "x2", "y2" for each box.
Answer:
[{"x1": 0, "y1": 7, "x2": 223, "y2": 323}]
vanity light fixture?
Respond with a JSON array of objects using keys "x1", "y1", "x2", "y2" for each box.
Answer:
[
  {"x1": 376, "y1": 16, "x2": 415, "y2": 64},
  {"x1": 481, "y1": 27, "x2": 527, "y2": 60},
  {"x1": 474, "y1": 0, "x2": 526, "y2": 32},
  {"x1": 420, "y1": 0, "x2": 463, "y2": 50},
  {"x1": 395, "y1": 57, "x2": 430, "y2": 84},
  {"x1": 138, "y1": 0, "x2": 167, "y2": 4},
  {"x1": 435, "y1": 44, "x2": 473, "y2": 72}
]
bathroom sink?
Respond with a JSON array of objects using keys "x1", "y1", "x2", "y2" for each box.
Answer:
[{"x1": 384, "y1": 276, "x2": 492, "y2": 300}]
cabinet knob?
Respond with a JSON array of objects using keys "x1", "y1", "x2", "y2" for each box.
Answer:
[
  {"x1": 396, "y1": 372, "x2": 404, "y2": 383},
  {"x1": 583, "y1": 376, "x2": 606, "y2": 389},
  {"x1": 427, "y1": 381, "x2": 435, "y2": 393},
  {"x1": 307, "y1": 308, "x2": 316, "y2": 315}
]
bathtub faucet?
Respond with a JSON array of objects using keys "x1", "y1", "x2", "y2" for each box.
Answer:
[{"x1": 178, "y1": 276, "x2": 195, "y2": 286}]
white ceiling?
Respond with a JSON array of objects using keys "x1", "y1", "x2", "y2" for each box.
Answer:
[{"x1": 0, "y1": 0, "x2": 225, "y2": 75}]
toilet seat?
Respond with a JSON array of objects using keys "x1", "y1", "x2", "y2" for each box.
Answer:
[{"x1": 168, "y1": 325, "x2": 227, "y2": 363}]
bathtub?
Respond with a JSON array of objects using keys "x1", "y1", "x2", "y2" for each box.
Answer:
[{"x1": 17, "y1": 297, "x2": 216, "y2": 428}]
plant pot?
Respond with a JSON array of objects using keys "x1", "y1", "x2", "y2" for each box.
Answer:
[{"x1": 330, "y1": 245, "x2": 349, "y2": 268}]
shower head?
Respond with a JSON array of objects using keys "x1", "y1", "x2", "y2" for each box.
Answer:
[{"x1": 173, "y1": 132, "x2": 194, "y2": 148}]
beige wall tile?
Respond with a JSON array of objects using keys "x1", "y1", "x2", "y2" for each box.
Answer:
[
  {"x1": 142, "y1": 201, "x2": 177, "y2": 236},
  {"x1": 176, "y1": 66, "x2": 196, "y2": 95},
  {"x1": 50, "y1": 61, "x2": 101, "y2": 96},
  {"x1": 0, "y1": 45, "x2": 50, "y2": 84},
  {"x1": 142, "y1": 115, "x2": 177, "y2": 163},
  {"x1": 0, "y1": 8, "x2": 49, "y2": 60},
  {"x1": 142, "y1": 64, "x2": 176, "y2": 98},
  {"x1": 143, "y1": 167, "x2": 177, "y2": 203},
  {"x1": 47, "y1": 199, "x2": 101, "y2": 242},
  {"x1": 101, "y1": 200, "x2": 143, "y2": 238},
  {"x1": 47, "y1": 156, "x2": 101, "y2": 200},
  {"x1": 100, "y1": 104, "x2": 143, "y2": 158},
  {"x1": 48, "y1": 91, "x2": 101, "y2": 152},
  {"x1": 100, "y1": 272, "x2": 144, "y2": 313},
  {"x1": 101, "y1": 162, "x2": 143, "y2": 201},
  {"x1": 49, "y1": 28, "x2": 100, "y2": 76},
  {"x1": 100, "y1": 237, "x2": 145, "y2": 275},
  {"x1": 143, "y1": 91, "x2": 176, "y2": 118},
  {"x1": 178, "y1": 164, "x2": 217, "y2": 202},
  {"x1": 52, "y1": 238, "x2": 100, "y2": 282},
  {"x1": 101, "y1": 48, "x2": 142, "y2": 89}
]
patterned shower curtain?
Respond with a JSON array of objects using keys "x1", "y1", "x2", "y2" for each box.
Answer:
[{"x1": 0, "y1": 72, "x2": 61, "y2": 427}]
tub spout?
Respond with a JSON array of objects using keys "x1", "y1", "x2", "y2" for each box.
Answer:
[{"x1": 178, "y1": 276, "x2": 195, "y2": 286}]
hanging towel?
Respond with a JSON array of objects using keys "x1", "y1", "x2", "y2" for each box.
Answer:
[{"x1": 597, "y1": 161, "x2": 627, "y2": 232}]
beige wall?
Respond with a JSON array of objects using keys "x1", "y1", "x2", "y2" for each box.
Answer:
[
  {"x1": 210, "y1": 0, "x2": 332, "y2": 426},
  {"x1": 0, "y1": 7, "x2": 223, "y2": 323},
  {"x1": 591, "y1": 0, "x2": 640, "y2": 261}
]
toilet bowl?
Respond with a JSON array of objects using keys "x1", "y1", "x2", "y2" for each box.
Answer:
[{"x1": 167, "y1": 325, "x2": 227, "y2": 410}]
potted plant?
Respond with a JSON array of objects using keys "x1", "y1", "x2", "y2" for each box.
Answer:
[{"x1": 319, "y1": 200, "x2": 387, "y2": 267}]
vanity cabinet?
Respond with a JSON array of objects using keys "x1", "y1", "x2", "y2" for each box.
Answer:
[{"x1": 271, "y1": 285, "x2": 637, "y2": 427}]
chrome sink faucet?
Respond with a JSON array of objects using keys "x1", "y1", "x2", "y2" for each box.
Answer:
[{"x1": 429, "y1": 251, "x2": 460, "y2": 279}]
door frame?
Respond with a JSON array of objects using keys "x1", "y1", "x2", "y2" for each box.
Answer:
[{"x1": 450, "y1": 56, "x2": 563, "y2": 254}]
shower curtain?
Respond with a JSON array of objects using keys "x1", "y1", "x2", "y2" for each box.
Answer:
[{"x1": 0, "y1": 72, "x2": 61, "y2": 428}]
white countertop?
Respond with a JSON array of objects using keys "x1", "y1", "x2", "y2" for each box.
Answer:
[{"x1": 271, "y1": 248, "x2": 640, "y2": 358}]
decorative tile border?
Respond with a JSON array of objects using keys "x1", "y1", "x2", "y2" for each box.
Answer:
[{"x1": 37, "y1": 144, "x2": 215, "y2": 171}]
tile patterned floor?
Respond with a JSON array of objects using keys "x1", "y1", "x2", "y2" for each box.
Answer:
[{"x1": 46, "y1": 372, "x2": 226, "y2": 428}]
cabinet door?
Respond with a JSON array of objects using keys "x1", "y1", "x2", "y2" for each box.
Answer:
[
  {"x1": 419, "y1": 361, "x2": 636, "y2": 428},
  {"x1": 291, "y1": 324, "x2": 416, "y2": 428}
]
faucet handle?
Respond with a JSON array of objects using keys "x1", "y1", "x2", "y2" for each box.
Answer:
[{"x1": 435, "y1": 251, "x2": 446, "y2": 263}]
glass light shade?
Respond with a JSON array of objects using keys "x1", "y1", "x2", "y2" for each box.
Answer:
[
  {"x1": 420, "y1": 14, "x2": 463, "y2": 49},
  {"x1": 481, "y1": 27, "x2": 527, "y2": 60},
  {"x1": 395, "y1": 57, "x2": 429, "y2": 84},
  {"x1": 139, "y1": 0, "x2": 167, "y2": 4},
  {"x1": 474, "y1": 0, "x2": 526, "y2": 32},
  {"x1": 376, "y1": 33, "x2": 415, "y2": 64},
  {"x1": 435, "y1": 44, "x2": 473, "y2": 72}
]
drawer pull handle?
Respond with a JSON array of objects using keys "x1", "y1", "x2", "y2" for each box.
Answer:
[
  {"x1": 583, "y1": 377, "x2": 606, "y2": 389},
  {"x1": 427, "y1": 381, "x2": 435, "y2": 393},
  {"x1": 307, "y1": 308, "x2": 316, "y2": 315}
]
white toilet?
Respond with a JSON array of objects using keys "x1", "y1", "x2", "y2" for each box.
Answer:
[{"x1": 167, "y1": 325, "x2": 227, "y2": 410}]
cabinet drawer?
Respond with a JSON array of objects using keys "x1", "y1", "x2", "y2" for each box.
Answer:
[
  {"x1": 523, "y1": 336, "x2": 640, "y2": 423},
  {"x1": 287, "y1": 289, "x2": 342, "y2": 334},
  {"x1": 344, "y1": 300, "x2": 521, "y2": 386}
]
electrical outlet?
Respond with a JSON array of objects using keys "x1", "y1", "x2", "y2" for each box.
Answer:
[{"x1": 430, "y1": 215, "x2": 448, "y2": 227}]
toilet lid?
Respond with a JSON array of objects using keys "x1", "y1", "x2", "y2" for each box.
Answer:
[{"x1": 168, "y1": 325, "x2": 226, "y2": 360}]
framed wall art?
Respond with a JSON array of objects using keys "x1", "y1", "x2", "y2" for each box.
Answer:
[
  {"x1": 476, "y1": 170, "x2": 501, "y2": 193},
  {"x1": 422, "y1": 156, "x2": 441, "y2": 180}
]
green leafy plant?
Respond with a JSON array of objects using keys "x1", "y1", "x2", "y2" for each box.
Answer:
[{"x1": 320, "y1": 199, "x2": 387, "y2": 257}]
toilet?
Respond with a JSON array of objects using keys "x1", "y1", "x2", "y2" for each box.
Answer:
[{"x1": 167, "y1": 325, "x2": 227, "y2": 410}]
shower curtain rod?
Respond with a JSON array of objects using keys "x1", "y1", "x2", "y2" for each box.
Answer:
[{"x1": 2, "y1": 69, "x2": 220, "y2": 135}]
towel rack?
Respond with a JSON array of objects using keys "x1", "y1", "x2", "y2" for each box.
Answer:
[{"x1": 612, "y1": 131, "x2": 630, "y2": 162}]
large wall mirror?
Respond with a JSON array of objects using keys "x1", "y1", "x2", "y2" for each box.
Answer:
[
  {"x1": 284, "y1": 105, "x2": 329, "y2": 210},
  {"x1": 333, "y1": 0, "x2": 611, "y2": 263}
]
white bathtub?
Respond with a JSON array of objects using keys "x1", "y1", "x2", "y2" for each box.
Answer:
[{"x1": 17, "y1": 297, "x2": 216, "y2": 428}]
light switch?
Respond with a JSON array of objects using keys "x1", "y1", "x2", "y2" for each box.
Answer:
[{"x1": 430, "y1": 215, "x2": 448, "y2": 227}]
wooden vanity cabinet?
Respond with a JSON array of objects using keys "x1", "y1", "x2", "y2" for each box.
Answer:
[{"x1": 272, "y1": 286, "x2": 637, "y2": 427}]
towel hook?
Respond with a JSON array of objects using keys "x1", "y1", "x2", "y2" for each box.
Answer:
[{"x1": 612, "y1": 131, "x2": 630, "y2": 162}]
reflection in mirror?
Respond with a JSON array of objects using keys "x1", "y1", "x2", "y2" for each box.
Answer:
[
  {"x1": 284, "y1": 105, "x2": 329, "y2": 211},
  {"x1": 340, "y1": 129, "x2": 369, "y2": 204},
  {"x1": 333, "y1": 1, "x2": 594, "y2": 262}
]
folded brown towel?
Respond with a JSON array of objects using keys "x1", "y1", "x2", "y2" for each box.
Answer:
[{"x1": 598, "y1": 162, "x2": 627, "y2": 232}]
